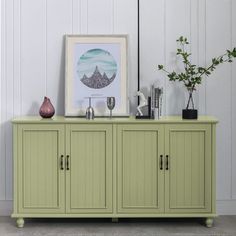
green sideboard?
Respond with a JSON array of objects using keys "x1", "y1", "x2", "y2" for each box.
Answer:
[{"x1": 12, "y1": 116, "x2": 218, "y2": 228}]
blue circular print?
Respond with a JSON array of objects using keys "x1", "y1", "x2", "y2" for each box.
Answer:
[{"x1": 77, "y1": 48, "x2": 117, "y2": 89}]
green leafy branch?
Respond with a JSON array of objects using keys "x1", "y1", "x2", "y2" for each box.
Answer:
[{"x1": 158, "y1": 36, "x2": 236, "y2": 91}]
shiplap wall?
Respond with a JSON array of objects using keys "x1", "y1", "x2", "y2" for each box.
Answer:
[{"x1": 0, "y1": 0, "x2": 236, "y2": 215}]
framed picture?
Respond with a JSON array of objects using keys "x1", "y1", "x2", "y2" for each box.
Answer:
[{"x1": 65, "y1": 35, "x2": 129, "y2": 117}]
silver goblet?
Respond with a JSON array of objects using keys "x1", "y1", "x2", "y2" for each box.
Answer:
[{"x1": 107, "y1": 97, "x2": 115, "y2": 119}]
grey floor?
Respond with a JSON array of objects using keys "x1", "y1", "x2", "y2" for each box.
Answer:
[{"x1": 0, "y1": 216, "x2": 236, "y2": 236}]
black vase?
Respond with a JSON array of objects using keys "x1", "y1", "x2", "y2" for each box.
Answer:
[{"x1": 182, "y1": 109, "x2": 198, "y2": 119}]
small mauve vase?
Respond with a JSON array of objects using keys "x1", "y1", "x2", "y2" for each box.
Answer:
[{"x1": 39, "y1": 96, "x2": 55, "y2": 118}]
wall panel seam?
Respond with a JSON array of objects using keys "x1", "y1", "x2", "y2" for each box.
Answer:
[
  {"x1": 190, "y1": 0, "x2": 192, "y2": 51},
  {"x1": 79, "y1": 0, "x2": 82, "y2": 34},
  {"x1": 230, "y1": 0, "x2": 233, "y2": 200},
  {"x1": 20, "y1": 0, "x2": 22, "y2": 115},
  {"x1": 86, "y1": 0, "x2": 88, "y2": 34},
  {"x1": 0, "y1": 0, "x2": 6, "y2": 200},
  {"x1": 111, "y1": 0, "x2": 114, "y2": 34},
  {"x1": 72, "y1": 0, "x2": 74, "y2": 34},
  {"x1": 0, "y1": 0, "x2": 1, "y2": 120},
  {"x1": 164, "y1": 0, "x2": 166, "y2": 116},
  {"x1": 197, "y1": 0, "x2": 200, "y2": 70},
  {"x1": 45, "y1": 0, "x2": 47, "y2": 96},
  {"x1": 204, "y1": 0, "x2": 207, "y2": 114},
  {"x1": 6, "y1": 0, "x2": 14, "y2": 201},
  {"x1": 79, "y1": 0, "x2": 81, "y2": 33},
  {"x1": 13, "y1": 0, "x2": 15, "y2": 116},
  {"x1": 4, "y1": 0, "x2": 7, "y2": 200},
  {"x1": 3, "y1": 0, "x2": 7, "y2": 200}
]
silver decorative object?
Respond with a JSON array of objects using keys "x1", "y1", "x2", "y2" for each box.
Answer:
[
  {"x1": 107, "y1": 97, "x2": 115, "y2": 119},
  {"x1": 135, "y1": 91, "x2": 148, "y2": 116},
  {"x1": 85, "y1": 97, "x2": 94, "y2": 120}
]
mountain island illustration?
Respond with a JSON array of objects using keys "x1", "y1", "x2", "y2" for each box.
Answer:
[
  {"x1": 77, "y1": 48, "x2": 117, "y2": 89},
  {"x1": 81, "y1": 65, "x2": 116, "y2": 89}
]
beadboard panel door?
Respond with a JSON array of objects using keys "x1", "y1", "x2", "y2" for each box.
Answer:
[
  {"x1": 65, "y1": 124, "x2": 113, "y2": 213},
  {"x1": 164, "y1": 124, "x2": 212, "y2": 213},
  {"x1": 17, "y1": 124, "x2": 65, "y2": 213},
  {"x1": 117, "y1": 124, "x2": 164, "y2": 213}
]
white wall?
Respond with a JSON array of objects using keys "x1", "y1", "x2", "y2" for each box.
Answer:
[{"x1": 0, "y1": 0, "x2": 236, "y2": 215}]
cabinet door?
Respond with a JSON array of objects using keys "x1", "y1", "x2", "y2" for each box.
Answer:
[
  {"x1": 66, "y1": 124, "x2": 113, "y2": 213},
  {"x1": 117, "y1": 124, "x2": 164, "y2": 213},
  {"x1": 18, "y1": 124, "x2": 65, "y2": 213},
  {"x1": 165, "y1": 124, "x2": 212, "y2": 213}
]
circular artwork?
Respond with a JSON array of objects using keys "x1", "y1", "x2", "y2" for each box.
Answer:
[{"x1": 77, "y1": 48, "x2": 117, "y2": 89}]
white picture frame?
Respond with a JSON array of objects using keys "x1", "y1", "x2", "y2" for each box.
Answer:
[{"x1": 65, "y1": 35, "x2": 129, "y2": 117}]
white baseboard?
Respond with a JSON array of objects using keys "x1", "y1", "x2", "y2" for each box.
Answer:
[
  {"x1": 217, "y1": 200, "x2": 236, "y2": 215},
  {"x1": 0, "y1": 200, "x2": 12, "y2": 216},
  {"x1": 0, "y1": 200, "x2": 236, "y2": 216}
]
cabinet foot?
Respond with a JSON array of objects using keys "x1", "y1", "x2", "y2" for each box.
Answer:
[
  {"x1": 111, "y1": 218, "x2": 119, "y2": 223},
  {"x1": 16, "y1": 218, "x2": 24, "y2": 228},
  {"x1": 205, "y1": 218, "x2": 213, "y2": 228}
]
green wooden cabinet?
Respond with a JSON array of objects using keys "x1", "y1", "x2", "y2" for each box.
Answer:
[{"x1": 12, "y1": 116, "x2": 217, "y2": 228}]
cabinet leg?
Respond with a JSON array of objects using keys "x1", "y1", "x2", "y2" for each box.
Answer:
[
  {"x1": 205, "y1": 218, "x2": 213, "y2": 228},
  {"x1": 16, "y1": 218, "x2": 24, "y2": 228},
  {"x1": 111, "y1": 218, "x2": 119, "y2": 223}
]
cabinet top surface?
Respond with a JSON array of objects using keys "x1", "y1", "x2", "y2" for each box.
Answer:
[{"x1": 12, "y1": 116, "x2": 218, "y2": 124}]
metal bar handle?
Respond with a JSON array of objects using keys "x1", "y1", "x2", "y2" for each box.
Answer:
[
  {"x1": 60, "y1": 155, "x2": 64, "y2": 170},
  {"x1": 166, "y1": 155, "x2": 169, "y2": 170},
  {"x1": 66, "y1": 155, "x2": 70, "y2": 170},
  {"x1": 160, "y1": 155, "x2": 163, "y2": 170}
]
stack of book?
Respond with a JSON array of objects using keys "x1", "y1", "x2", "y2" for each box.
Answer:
[{"x1": 150, "y1": 85, "x2": 163, "y2": 119}]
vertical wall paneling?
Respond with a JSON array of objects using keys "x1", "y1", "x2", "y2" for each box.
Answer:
[
  {"x1": 206, "y1": 0, "x2": 232, "y2": 200},
  {"x1": 198, "y1": 0, "x2": 207, "y2": 114},
  {"x1": 80, "y1": 0, "x2": 88, "y2": 34},
  {"x1": 5, "y1": 0, "x2": 14, "y2": 200},
  {"x1": 0, "y1": 0, "x2": 6, "y2": 200},
  {"x1": 13, "y1": 0, "x2": 21, "y2": 117},
  {"x1": 72, "y1": 0, "x2": 81, "y2": 34},
  {"x1": 231, "y1": 0, "x2": 236, "y2": 199},
  {"x1": 46, "y1": 0, "x2": 73, "y2": 115},
  {"x1": 0, "y1": 0, "x2": 1, "y2": 127},
  {"x1": 21, "y1": 0, "x2": 46, "y2": 115},
  {"x1": 190, "y1": 0, "x2": 199, "y2": 111},
  {"x1": 87, "y1": 0, "x2": 113, "y2": 34},
  {"x1": 113, "y1": 0, "x2": 138, "y2": 114},
  {"x1": 12, "y1": 4, "x2": 24, "y2": 208},
  {"x1": 139, "y1": 0, "x2": 165, "y2": 102},
  {"x1": 165, "y1": 0, "x2": 191, "y2": 115}
]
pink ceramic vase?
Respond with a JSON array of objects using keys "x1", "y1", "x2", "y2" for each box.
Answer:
[{"x1": 39, "y1": 96, "x2": 55, "y2": 118}]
